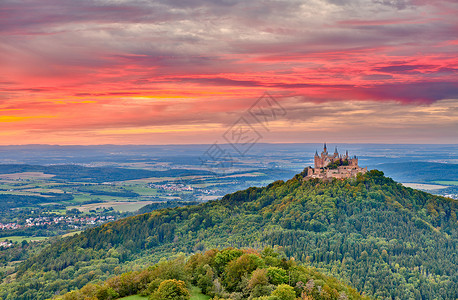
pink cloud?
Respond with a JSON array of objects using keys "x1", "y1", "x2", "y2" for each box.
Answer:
[{"x1": 0, "y1": 0, "x2": 456, "y2": 144}]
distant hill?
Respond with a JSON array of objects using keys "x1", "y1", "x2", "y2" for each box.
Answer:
[
  {"x1": 0, "y1": 164, "x2": 214, "y2": 183},
  {"x1": 376, "y1": 161, "x2": 458, "y2": 183},
  {"x1": 1, "y1": 170, "x2": 457, "y2": 299}
]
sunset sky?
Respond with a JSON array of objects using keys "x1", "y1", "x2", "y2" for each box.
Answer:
[{"x1": 1, "y1": 0, "x2": 457, "y2": 145}]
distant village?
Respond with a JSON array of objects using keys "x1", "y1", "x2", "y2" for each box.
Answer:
[
  {"x1": 0, "y1": 215, "x2": 115, "y2": 231},
  {"x1": 149, "y1": 182, "x2": 220, "y2": 196},
  {"x1": 149, "y1": 183, "x2": 194, "y2": 192}
]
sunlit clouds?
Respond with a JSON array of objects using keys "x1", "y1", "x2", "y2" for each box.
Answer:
[{"x1": 0, "y1": 0, "x2": 457, "y2": 144}]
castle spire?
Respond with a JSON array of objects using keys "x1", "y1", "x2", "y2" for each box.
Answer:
[
  {"x1": 334, "y1": 146, "x2": 338, "y2": 154},
  {"x1": 315, "y1": 150, "x2": 318, "y2": 156},
  {"x1": 324, "y1": 143, "x2": 327, "y2": 151}
]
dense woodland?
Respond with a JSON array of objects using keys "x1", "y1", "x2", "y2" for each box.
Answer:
[
  {"x1": 138, "y1": 201, "x2": 201, "y2": 214},
  {"x1": 0, "y1": 164, "x2": 213, "y2": 183},
  {"x1": 56, "y1": 247, "x2": 367, "y2": 300},
  {"x1": 0, "y1": 170, "x2": 456, "y2": 299},
  {"x1": 0, "y1": 193, "x2": 74, "y2": 210}
]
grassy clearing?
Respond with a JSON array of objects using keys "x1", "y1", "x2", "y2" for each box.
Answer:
[
  {"x1": 61, "y1": 231, "x2": 82, "y2": 238},
  {"x1": 68, "y1": 193, "x2": 95, "y2": 203},
  {"x1": 190, "y1": 286, "x2": 211, "y2": 300},
  {"x1": 68, "y1": 201, "x2": 155, "y2": 212},
  {"x1": 118, "y1": 295, "x2": 147, "y2": 300},
  {"x1": 40, "y1": 209, "x2": 68, "y2": 215},
  {"x1": 125, "y1": 186, "x2": 159, "y2": 196},
  {"x1": 0, "y1": 190, "x2": 45, "y2": 196},
  {"x1": 1, "y1": 236, "x2": 48, "y2": 243},
  {"x1": 69, "y1": 194, "x2": 130, "y2": 204},
  {"x1": 117, "y1": 286, "x2": 209, "y2": 300},
  {"x1": 23, "y1": 188, "x2": 65, "y2": 193}
]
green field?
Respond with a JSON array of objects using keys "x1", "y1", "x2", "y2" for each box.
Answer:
[
  {"x1": 68, "y1": 200, "x2": 154, "y2": 213},
  {"x1": 110, "y1": 202, "x2": 151, "y2": 212},
  {"x1": 433, "y1": 180, "x2": 458, "y2": 186},
  {"x1": 2, "y1": 236, "x2": 48, "y2": 243},
  {"x1": 40, "y1": 209, "x2": 67, "y2": 215},
  {"x1": 125, "y1": 186, "x2": 159, "y2": 196},
  {"x1": 0, "y1": 190, "x2": 45, "y2": 196},
  {"x1": 118, "y1": 286, "x2": 209, "y2": 300},
  {"x1": 119, "y1": 295, "x2": 147, "y2": 300},
  {"x1": 61, "y1": 231, "x2": 82, "y2": 238}
]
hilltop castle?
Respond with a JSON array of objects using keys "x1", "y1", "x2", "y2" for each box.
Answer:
[{"x1": 304, "y1": 143, "x2": 367, "y2": 180}]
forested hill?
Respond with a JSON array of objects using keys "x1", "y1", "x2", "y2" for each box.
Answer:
[
  {"x1": 2, "y1": 170, "x2": 457, "y2": 299},
  {"x1": 57, "y1": 247, "x2": 369, "y2": 300}
]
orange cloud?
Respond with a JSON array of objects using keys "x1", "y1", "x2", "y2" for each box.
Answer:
[{"x1": 0, "y1": 0, "x2": 456, "y2": 144}]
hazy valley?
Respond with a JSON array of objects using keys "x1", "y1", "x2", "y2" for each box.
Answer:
[{"x1": 0, "y1": 144, "x2": 456, "y2": 299}]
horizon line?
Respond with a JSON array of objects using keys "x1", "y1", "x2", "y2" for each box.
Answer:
[{"x1": 0, "y1": 142, "x2": 457, "y2": 147}]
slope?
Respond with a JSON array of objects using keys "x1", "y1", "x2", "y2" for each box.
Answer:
[
  {"x1": 1, "y1": 170, "x2": 456, "y2": 299},
  {"x1": 56, "y1": 247, "x2": 369, "y2": 300}
]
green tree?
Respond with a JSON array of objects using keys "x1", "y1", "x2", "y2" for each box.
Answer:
[
  {"x1": 223, "y1": 254, "x2": 265, "y2": 291},
  {"x1": 214, "y1": 248, "x2": 244, "y2": 274},
  {"x1": 247, "y1": 268, "x2": 273, "y2": 298},
  {"x1": 267, "y1": 267, "x2": 288, "y2": 285},
  {"x1": 150, "y1": 279, "x2": 190, "y2": 300},
  {"x1": 96, "y1": 286, "x2": 119, "y2": 300},
  {"x1": 271, "y1": 284, "x2": 295, "y2": 300}
]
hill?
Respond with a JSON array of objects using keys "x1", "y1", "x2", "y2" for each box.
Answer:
[
  {"x1": 56, "y1": 247, "x2": 368, "y2": 300},
  {"x1": 0, "y1": 170, "x2": 456, "y2": 299},
  {"x1": 0, "y1": 164, "x2": 214, "y2": 183}
]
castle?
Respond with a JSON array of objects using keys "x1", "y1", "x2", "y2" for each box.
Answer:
[{"x1": 304, "y1": 143, "x2": 367, "y2": 180}]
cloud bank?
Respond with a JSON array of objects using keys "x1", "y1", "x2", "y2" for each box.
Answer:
[{"x1": 0, "y1": 0, "x2": 457, "y2": 144}]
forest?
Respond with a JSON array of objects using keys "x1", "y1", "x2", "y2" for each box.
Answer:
[
  {"x1": 57, "y1": 247, "x2": 367, "y2": 300},
  {"x1": 0, "y1": 193, "x2": 74, "y2": 210},
  {"x1": 0, "y1": 170, "x2": 456, "y2": 299},
  {"x1": 0, "y1": 164, "x2": 214, "y2": 183}
]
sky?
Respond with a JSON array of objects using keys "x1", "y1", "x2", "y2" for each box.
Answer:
[{"x1": 0, "y1": 0, "x2": 457, "y2": 145}]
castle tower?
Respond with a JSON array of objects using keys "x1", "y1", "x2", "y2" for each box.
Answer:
[
  {"x1": 349, "y1": 155, "x2": 358, "y2": 166},
  {"x1": 321, "y1": 143, "x2": 328, "y2": 158},
  {"x1": 314, "y1": 150, "x2": 323, "y2": 168}
]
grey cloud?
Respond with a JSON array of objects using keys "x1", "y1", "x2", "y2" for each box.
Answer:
[
  {"x1": 361, "y1": 74, "x2": 394, "y2": 80},
  {"x1": 373, "y1": 65, "x2": 432, "y2": 73}
]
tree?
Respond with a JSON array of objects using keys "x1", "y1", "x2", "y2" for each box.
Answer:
[
  {"x1": 223, "y1": 254, "x2": 265, "y2": 291},
  {"x1": 96, "y1": 286, "x2": 119, "y2": 300},
  {"x1": 247, "y1": 268, "x2": 273, "y2": 298},
  {"x1": 267, "y1": 267, "x2": 288, "y2": 285},
  {"x1": 271, "y1": 284, "x2": 296, "y2": 300},
  {"x1": 150, "y1": 279, "x2": 190, "y2": 300}
]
